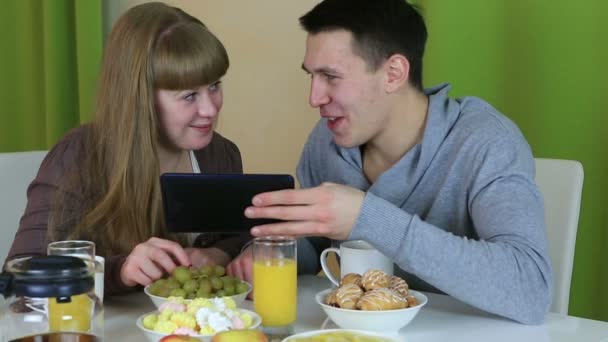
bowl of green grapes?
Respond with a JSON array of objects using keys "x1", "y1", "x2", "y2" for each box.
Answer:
[{"x1": 144, "y1": 265, "x2": 252, "y2": 309}]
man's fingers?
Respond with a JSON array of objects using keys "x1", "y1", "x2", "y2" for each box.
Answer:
[
  {"x1": 252, "y1": 187, "x2": 326, "y2": 206},
  {"x1": 251, "y1": 220, "x2": 326, "y2": 238},
  {"x1": 245, "y1": 204, "x2": 322, "y2": 221}
]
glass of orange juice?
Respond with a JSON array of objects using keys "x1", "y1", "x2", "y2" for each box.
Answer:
[{"x1": 253, "y1": 236, "x2": 297, "y2": 329}]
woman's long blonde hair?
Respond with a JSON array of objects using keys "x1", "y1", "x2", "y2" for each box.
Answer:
[{"x1": 49, "y1": 2, "x2": 229, "y2": 256}]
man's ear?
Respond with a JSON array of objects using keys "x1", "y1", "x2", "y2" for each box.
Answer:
[{"x1": 384, "y1": 54, "x2": 410, "y2": 93}]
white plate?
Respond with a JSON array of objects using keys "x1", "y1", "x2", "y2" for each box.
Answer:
[
  {"x1": 144, "y1": 281, "x2": 252, "y2": 309},
  {"x1": 315, "y1": 288, "x2": 427, "y2": 332},
  {"x1": 281, "y1": 329, "x2": 400, "y2": 342},
  {"x1": 136, "y1": 308, "x2": 261, "y2": 342}
]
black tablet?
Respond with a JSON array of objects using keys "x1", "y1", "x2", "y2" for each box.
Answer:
[{"x1": 160, "y1": 173, "x2": 295, "y2": 233}]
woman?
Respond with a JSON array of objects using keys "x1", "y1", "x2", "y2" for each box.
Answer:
[{"x1": 6, "y1": 2, "x2": 250, "y2": 295}]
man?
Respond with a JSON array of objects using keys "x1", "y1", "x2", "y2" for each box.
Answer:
[{"x1": 228, "y1": 0, "x2": 551, "y2": 324}]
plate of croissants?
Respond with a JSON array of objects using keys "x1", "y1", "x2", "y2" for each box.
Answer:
[{"x1": 315, "y1": 269, "x2": 427, "y2": 332}]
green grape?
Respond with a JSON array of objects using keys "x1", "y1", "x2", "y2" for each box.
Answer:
[
  {"x1": 235, "y1": 282, "x2": 249, "y2": 294},
  {"x1": 186, "y1": 292, "x2": 196, "y2": 300},
  {"x1": 189, "y1": 268, "x2": 200, "y2": 278},
  {"x1": 199, "y1": 279, "x2": 212, "y2": 294},
  {"x1": 152, "y1": 278, "x2": 167, "y2": 288},
  {"x1": 156, "y1": 287, "x2": 172, "y2": 298},
  {"x1": 165, "y1": 278, "x2": 181, "y2": 291},
  {"x1": 223, "y1": 283, "x2": 235, "y2": 296},
  {"x1": 210, "y1": 277, "x2": 223, "y2": 291},
  {"x1": 214, "y1": 289, "x2": 226, "y2": 297},
  {"x1": 214, "y1": 265, "x2": 226, "y2": 277},
  {"x1": 169, "y1": 288, "x2": 186, "y2": 298},
  {"x1": 147, "y1": 282, "x2": 160, "y2": 296},
  {"x1": 183, "y1": 279, "x2": 199, "y2": 293},
  {"x1": 196, "y1": 288, "x2": 211, "y2": 298},
  {"x1": 199, "y1": 265, "x2": 213, "y2": 277},
  {"x1": 173, "y1": 266, "x2": 192, "y2": 284},
  {"x1": 220, "y1": 276, "x2": 235, "y2": 287}
]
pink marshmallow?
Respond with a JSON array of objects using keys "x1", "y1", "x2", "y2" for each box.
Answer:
[
  {"x1": 231, "y1": 316, "x2": 245, "y2": 330},
  {"x1": 173, "y1": 327, "x2": 198, "y2": 336},
  {"x1": 158, "y1": 302, "x2": 186, "y2": 313}
]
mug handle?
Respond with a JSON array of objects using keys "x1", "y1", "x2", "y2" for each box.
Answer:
[{"x1": 320, "y1": 247, "x2": 341, "y2": 287}]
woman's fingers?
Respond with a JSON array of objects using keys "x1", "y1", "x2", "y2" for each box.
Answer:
[
  {"x1": 147, "y1": 237, "x2": 191, "y2": 267},
  {"x1": 138, "y1": 257, "x2": 164, "y2": 281}
]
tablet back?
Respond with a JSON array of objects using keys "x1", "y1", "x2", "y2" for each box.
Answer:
[{"x1": 160, "y1": 173, "x2": 295, "y2": 233}]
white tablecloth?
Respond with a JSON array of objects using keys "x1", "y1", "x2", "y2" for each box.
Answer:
[{"x1": 101, "y1": 275, "x2": 608, "y2": 341}]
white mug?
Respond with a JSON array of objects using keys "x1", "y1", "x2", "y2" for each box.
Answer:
[{"x1": 320, "y1": 240, "x2": 393, "y2": 287}]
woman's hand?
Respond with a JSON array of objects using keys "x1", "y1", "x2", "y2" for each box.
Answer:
[
  {"x1": 226, "y1": 245, "x2": 254, "y2": 298},
  {"x1": 226, "y1": 245, "x2": 253, "y2": 283},
  {"x1": 120, "y1": 237, "x2": 190, "y2": 287},
  {"x1": 185, "y1": 247, "x2": 230, "y2": 268}
]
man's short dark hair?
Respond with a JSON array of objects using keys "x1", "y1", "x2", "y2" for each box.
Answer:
[{"x1": 300, "y1": 0, "x2": 427, "y2": 90}]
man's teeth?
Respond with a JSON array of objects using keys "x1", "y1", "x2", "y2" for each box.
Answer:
[{"x1": 328, "y1": 117, "x2": 336, "y2": 121}]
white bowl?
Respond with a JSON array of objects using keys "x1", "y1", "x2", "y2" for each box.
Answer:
[
  {"x1": 315, "y1": 288, "x2": 427, "y2": 332},
  {"x1": 136, "y1": 308, "x2": 262, "y2": 342},
  {"x1": 144, "y1": 281, "x2": 252, "y2": 309},
  {"x1": 281, "y1": 329, "x2": 399, "y2": 342}
]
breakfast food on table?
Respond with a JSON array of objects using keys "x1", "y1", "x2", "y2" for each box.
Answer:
[
  {"x1": 142, "y1": 297, "x2": 256, "y2": 336},
  {"x1": 339, "y1": 273, "x2": 362, "y2": 287},
  {"x1": 147, "y1": 265, "x2": 249, "y2": 299},
  {"x1": 285, "y1": 331, "x2": 393, "y2": 342},
  {"x1": 325, "y1": 270, "x2": 418, "y2": 311},
  {"x1": 210, "y1": 329, "x2": 269, "y2": 342},
  {"x1": 388, "y1": 275, "x2": 409, "y2": 297},
  {"x1": 334, "y1": 283, "x2": 364, "y2": 310},
  {"x1": 361, "y1": 269, "x2": 391, "y2": 291},
  {"x1": 159, "y1": 335, "x2": 199, "y2": 342},
  {"x1": 356, "y1": 288, "x2": 408, "y2": 311}
]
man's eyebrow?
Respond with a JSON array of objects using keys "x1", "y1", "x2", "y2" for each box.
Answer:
[{"x1": 301, "y1": 64, "x2": 340, "y2": 75}]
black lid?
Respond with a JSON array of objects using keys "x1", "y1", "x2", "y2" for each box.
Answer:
[{"x1": 5, "y1": 255, "x2": 94, "y2": 298}]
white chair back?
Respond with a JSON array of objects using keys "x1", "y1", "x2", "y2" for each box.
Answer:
[
  {"x1": 0, "y1": 151, "x2": 47, "y2": 265},
  {"x1": 534, "y1": 158, "x2": 584, "y2": 315}
]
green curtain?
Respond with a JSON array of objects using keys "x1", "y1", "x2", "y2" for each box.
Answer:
[
  {"x1": 0, "y1": 0, "x2": 102, "y2": 152},
  {"x1": 420, "y1": 0, "x2": 608, "y2": 321}
]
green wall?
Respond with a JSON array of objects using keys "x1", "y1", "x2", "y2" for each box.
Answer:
[
  {"x1": 420, "y1": 0, "x2": 608, "y2": 320},
  {"x1": 0, "y1": 0, "x2": 102, "y2": 152}
]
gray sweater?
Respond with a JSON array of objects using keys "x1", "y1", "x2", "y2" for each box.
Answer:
[{"x1": 297, "y1": 83, "x2": 552, "y2": 324}]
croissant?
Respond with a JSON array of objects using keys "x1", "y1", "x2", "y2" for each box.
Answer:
[
  {"x1": 389, "y1": 275, "x2": 409, "y2": 297},
  {"x1": 340, "y1": 273, "x2": 363, "y2": 288},
  {"x1": 335, "y1": 283, "x2": 364, "y2": 310},
  {"x1": 356, "y1": 288, "x2": 409, "y2": 311},
  {"x1": 325, "y1": 288, "x2": 339, "y2": 307},
  {"x1": 406, "y1": 295, "x2": 418, "y2": 307},
  {"x1": 361, "y1": 269, "x2": 390, "y2": 291}
]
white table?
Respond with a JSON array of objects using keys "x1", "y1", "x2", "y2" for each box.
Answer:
[{"x1": 104, "y1": 275, "x2": 608, "y2": 341}]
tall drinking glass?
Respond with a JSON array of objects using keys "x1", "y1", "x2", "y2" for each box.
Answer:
[
  {"x1": 47, "y1": 240, "x2": 104, "y2": 302},
  {"x1": 253, "y1": 236, "x2": 297, "y2": 330}
]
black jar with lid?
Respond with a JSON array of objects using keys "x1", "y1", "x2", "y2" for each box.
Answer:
[{"x1": 0, "y1": 255, "x2": 103, "y2": 341}]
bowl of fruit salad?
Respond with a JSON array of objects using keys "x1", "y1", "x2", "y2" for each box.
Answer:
[
  {"x1": 145, "y1": 265, "x2": 252, "y2": 309},
  {"x1": 136, "y1": 297, "x2": 262, "y2": 342}
]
